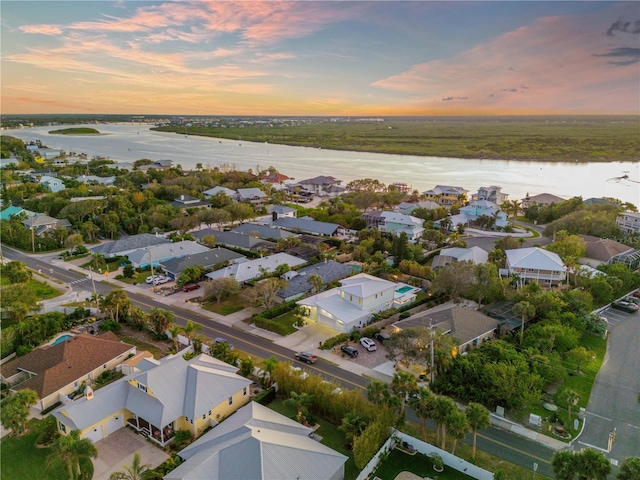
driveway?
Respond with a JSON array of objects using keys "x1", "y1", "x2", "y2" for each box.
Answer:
[{"x1": 93, "y1": 427, "x2": 169, "y2": 480}]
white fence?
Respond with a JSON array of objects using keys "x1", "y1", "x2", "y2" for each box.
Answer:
[{"x1": 355, "y1": 429, "x2": 494, "y2": 480}]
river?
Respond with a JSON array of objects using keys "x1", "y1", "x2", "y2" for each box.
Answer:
[{"x1": 4, "y1": 124, "x2": 639, "y2": 207}]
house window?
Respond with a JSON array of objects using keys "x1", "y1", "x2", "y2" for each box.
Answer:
[
  {"x1": 59, "y1": 422, "x2": 66, "y2": 433},
  {"x1": 208, "y1": 410, "x2": 212, "y2": 416},
  {"x1": 228, "y1": 397, "x2": 233, "y2": 406},
  {"x1": 103, "y1": 364, "x2": 107, "y2": 369},
  {"x1": 349, "y1": 295, "x2": 353, "y2": 301},
  {"x1": 138, "y1": 383, "x2": 147, "y2": 393},
  {"x1": 358, "y1": 298, "x2": 362, "y2": 305},
  {"x1": 243, "y1": 387, "x2": 247, "y2": 396},
  {"x1": 202, "y1": 414, "x2": 206, "y2": 420},
  {"x1": 74, "y1": 381, "x2": 78, "y2": 388}
]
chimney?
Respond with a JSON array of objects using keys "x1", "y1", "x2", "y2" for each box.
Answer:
[{"x1": 85, "y1": 385, "x2": 94, "y2": 400}]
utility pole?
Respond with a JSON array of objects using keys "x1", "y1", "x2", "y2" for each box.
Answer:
[
  {"x1": 148, "y1": 247, "x2": 157, "y2": 293},
  {"x1": 88, "y1": 266, "x2": 97, "y2": 307},
  {"x1": 430, "y1": 318, "x2": 435, "y2": 384}
]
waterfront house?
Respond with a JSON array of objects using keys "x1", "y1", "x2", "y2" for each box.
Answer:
[
  {"x1": 90, "y1": 233, "x2": 170, "y2": 259},
  {"x1": 616, "y1": 211, "x2": 640, "y2": 235},
  {"x1": 38, "y1": 175, "x2": 65, "y2": 193},
  {"x1": 435, "y1": 200, "x2": 509, "y2": 230},
  {"x1": 393, "y1": 306, "x2": 499, "y2": 353},
  {"x1": 52, "y1": 354, "x2": 252, "y2": 445},
  {"x1": 521, "y1": 192, "x2": 565, "y2": 208},
  {"x1": 165, "y1": 401, "x2": 347, "y2": 480},
  {"x1": 397, "y1": 200, "x2": 441, "y2": 215},
  {"x1": 127, "y1": 241, "x2": 210, "y2": 268},
  {"x1": 422, "y1": 185, "x2": 468, "y2": 206},
  {"x1": 237, "y1": 188, "x2": 267, "y2": 209},
  {"x1": 159, "y1": 247, "x2": 245, "y2": 280},
  {"x1": 296, "y1": 175, "x2": 344, "y2": 197},
  {"x1": 297, "y1": 273, "x2": 416, "y2": 332},
  {"x1": 136, "y1": 159, "x2": 174, "y2": 171},
  {"x1": 1, "y1": 332, "x2": 135, "y2": 411},
  {"x1": 578, "y1": 234, "x2": 640, "y2": 270},
  {"x1": 471, "y1": 186, "x2": 509, "y2": 205},
  {"x1": 261, "y1": 171, "x2": 291, "y2": 191},
  {"x1": 503, "y1": 247, "x2": 566, "y2": 286},
  {"x1": 203, "y1": 186, "x2": 238, "y2": 200},
  {"x1": 431, "y1": 246, "x2": 489, "y2": 269},
  {"x1": 205, "y1": 252, "x2": 306, "y2": 284}
]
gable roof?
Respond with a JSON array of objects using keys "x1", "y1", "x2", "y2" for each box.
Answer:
[
  {"x1": 278, "y1": 260, "x2": 353, "y2": 299},
  {"x1": 206, "y1": 253, "x2": 306, "y2": 283},
  {"x1": 53, "y1": 354, "x2": 251, "y2": 432},
  {"x1": 1, "y1": 332, "x2": 134, "y2": 398},
  {"x1": 22, "y1": 214, "x2": 71, "y2": 229},
  {"x1": 272, "y1": 217, "x2": 340, "y2": 236},
  {"x1": 193, "y1": 229, "x2": 275, "y2": 251},
  {"x1": 579, "y1": 235, "x2": 634, "y2": 262},
  {"x1": 160, "y1": 248, "x2": 245, "y2": 275},
  {"x1": 237, "y1": 188, "x2": 266, "y2": 199},
  {"x1": 506, "y1": 247, "x2": 566, "y2": 271},
  {"x1": 339, "y1": 273, "x2": 395, "y2": 298},
  {"x1": 203, "y1": 186, "x2": 237, "y2": 197},
  {"x1": 90, "y1": 234, "x2": 171, "y2": 257},
  {"x1": 0, "y1": 206, "x2": 36, "y2": 220},
  {"x1": 397, "y1": 201, "x2": 440, "y2": 213},
  {"x1": 297, "y1": 175, "x2": 342, "y2": 186},
  {"x1": 128, "y1": 241, "x2": 210, "y2": 266},
  {"x1": 233, "y1": 224, "x2": 298, "y2": 240},
  {"x1": 394, "y1": 306, "x2": 499, "y2": 346},
  {"x1": 380, "y1": 211, "x2": 423, "y2": 227},
  {"x1": 432, "y1": 246, "x2": 488, "y2": 268},
  {"x1": 166, "y1": 402, "x2": 347, "y2": 480}
]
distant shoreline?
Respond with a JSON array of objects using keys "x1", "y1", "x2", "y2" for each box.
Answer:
[{"x1": 49, "y1": 127, "x2": 102, "y2": 135}]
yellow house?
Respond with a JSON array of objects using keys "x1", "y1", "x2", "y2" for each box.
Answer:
[
  {"x1": 52, "y1": 353, "x2": 252, "y2": 446},
  {"x1": 1, "y1": 332, "x2": 135, "y2": 411}
]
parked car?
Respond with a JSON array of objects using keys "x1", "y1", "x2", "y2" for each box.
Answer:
[
  {"x1": 214, "y1": 338, "x2": 234, "y2": 349},
  {"x1": 154, "y1": 276, "x2": 170, "y2": 285},
  {"x1": 146, "y1": 274, "x2": 163, "y2": 284},
  {"x1": 340, "y1": 345, "x2": 359, "y2": 358},
  {"x1": 294, "y1": 352, "x2": 318, "y2": 364},
  {"x1": 373, "y1": 332, "x2": 390, "y2": 343},
  {"x1": 625, "y1": 296, "x2": 640, "y2": 305},
  {"x1": 182, "y1": 283, "x2": 200, "y2": 292},
  {"x1": 632, "y1": 291, "x2": 640, "y2": 299},
  {"x1": 360, "y1": 337, "x2": 377, "y2": 352},
  {"x1": 611, "y1": 300, "x2": 639, "y2": 313}
]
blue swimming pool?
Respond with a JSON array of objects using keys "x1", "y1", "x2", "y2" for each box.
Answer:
[
  {"x1": 396, "y1": 286, "x2": 413, "y2": 294},
  {"x1": 51, "y1": 334, "x2": 73, "y2": 346}
]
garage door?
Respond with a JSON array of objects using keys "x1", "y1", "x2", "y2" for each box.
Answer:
[
  {"x1": 84, "y1": 426, "x2": 104, "y2": 443},
  {"x1": 106, "y1": 415, "x2": 124, "y2": 435}
]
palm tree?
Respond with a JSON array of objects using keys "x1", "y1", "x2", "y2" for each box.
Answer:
[
  {"x1": 307, "y1": 273, "x2": 324, "y2": 294},
  {"x1": 431, "y1": 395, "x2": 456, "y2": 449},
  {"x1": 101, "y1": 290, "x2": 131, "y2": 323},
  {"x1": 513, "y1": 300, "x2": 535, "y2": 345},
  {"x1": 465, "y1": 402, "x2": 491, "y2": 460},
  {"x1": 182, "y1": 320, "x2": 202, "y2": 345},
  {"x1": 0, "y1": 389, "x2": 38, "y2": 436},
  {"x1": 109, "y1": 452, "x2": 154, "y2": 480},
  {"x1": 617, "y1": 457, "x2": 640, "y2": 480},
  {"x1": 168, "y1": 324, "x2": 182, "y2": 352},
  {"x1": 339, "y1": 412, "x2": 368, "y2": 446},
  {"x1": 261, "y1": 356, "x2": 279, "y2": 387},
  {"x1": 47, "y1": 429, "x2": 98, "y2": 480},
  {"x1": 366, "y1": 380, "x2": 388, "y2": 406},
  {"x1": 391, "y1": 371, "x2": 418, "y2": 416},
  {"x1": 565, "y1": 389, "x2": 580, "y2": 425},
  {"x1": 445, "y1": 409, "x2": 469, "y2": 455},
  {"x1": 284, "y1": 391, "x2": 314, "y2": 424},
  {"x1": 578, "y1": 448, "x2": 611, "y2": 480},
  {"x1": 146, "y1": 307, "x2": 175, "y2": 338},
  {"x1": 552, "y1": 450, "x2": 576, "y2": 480},
  {"x1": 408, "y1": 386, "x2": 434, "y2": 441}
]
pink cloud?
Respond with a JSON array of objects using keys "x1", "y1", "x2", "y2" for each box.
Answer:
[{"x1": 19, "y1": 24, "x2": 63, "y2": 35}]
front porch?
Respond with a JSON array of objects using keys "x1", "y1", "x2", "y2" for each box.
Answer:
[{"x1": 127, "y1": 416, "x2": 175, "y2": 447}]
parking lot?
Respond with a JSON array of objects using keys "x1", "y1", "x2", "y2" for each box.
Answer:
[
  {"x1": 599, "y1": 299, "x2": 639, "y2": 329},
  {"x1": 330, "y1": 338, "x2": 393, "y2": 369}
]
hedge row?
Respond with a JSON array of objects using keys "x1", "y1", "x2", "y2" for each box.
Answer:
[
  {"x1": 253, "y1": 317, "x2": 289, "y2": 336},
  {"x1": 254, "y1": 386, "x2": 277, "y2": 405},
  {"x1": 40, "y1": 401, "x2": 62, "y2": 416},
  {"x1": 254, "y1": 301, "x2": 297, "y2": 320}
]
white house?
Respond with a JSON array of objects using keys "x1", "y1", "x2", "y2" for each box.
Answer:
[
  {"x1": 205, "y1": 252, "x2": 306, "y2": 284},
  {"x1": 296, "y1": 175, "x2": 345, "y2": 197},
  {"x1": 616, "y1": 211, "x2": 640, "y2": 235},
  {"x1": 503, "y1": 247, "x2": 566, "y2": 286},
  {"x1": 297, "y1": 273, "x2": 415, "y2": 332},
  {"x1": 471, "y1": 186, "x2": 509, "y2": 205},
  {"x1": 377, "y1": 211, "x2": 424, "y2": 242},
  {"x1": 431, "y1": 246, "x2": 488, "y2": 269},
  {"x1": 203, "y1": 186, "x2": 237, "y2": 200},
  {"x1": 39, "y1": 175, "x2": 65, "y2": 193}
]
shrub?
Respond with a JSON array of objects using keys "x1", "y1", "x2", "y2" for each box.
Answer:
[
  {"x1": 34, "y1": 415, "x2": 59, "y2": 445},
  {"x1": 254, "y1": 386, "x2": 276, "y2": 405},
  {"x1": 253, "y1": 317, "x2": 289, "y2": 336},
  {"x1": 350, "y1": 331, "x2": 362, "y2": 341},
  {"x1": 399, "y1": 311, "x2": 411, "y2": 320},
  {"x1": 16, "y1": 345, "x2": 33, "y2": 356},
  {"x1": 320, "y1": 333, "x2": 351, "y2": 350},
  {"x1": 40, "y1": 401, "x2": 63, "y2": 416},
  {"x1": 254, "y1": 301, "x2": 297, "y2": 320},
  {"x1": 361, "y1": 326, "x2": 378, "y2": 338},
  {"x1": 99, "y1": 320, "x2": 122, "y2": 333},
  {"x1": 172, "y1": 430, "x2": 192, "y2": 450}
]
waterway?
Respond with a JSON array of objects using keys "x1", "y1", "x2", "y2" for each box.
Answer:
[{"x1": 4, "y1": 124, "x2": 639, "y2": 206}]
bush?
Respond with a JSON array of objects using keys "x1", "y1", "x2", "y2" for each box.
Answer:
[
  {"x1": 254, "y1": 386, "x2": 276, "y2": 405},
  {"x1": 350, "y1": 331, "x2": 362, "y2": 341},
  {"x1": 40, "y1": 401, "x2": 63, "y2": 416},
  {"x1": 34, "y1": 415, "x2": 59, "y2": 445},
  {"x1": 16, "y1": 345, "x2": 33, "y2": 356},
  {"x1": 172, "y1": 430, "x2": 192, "y2": 450},
  {"x1": 254, "y1": 301, "x2": 297, "y2": 320},
  {"x1": 99, "y1": 320, "x2": 122, "y2": 333},
  {"x1": 399, "y1": 311, "x2": 411, "y2": 320},
  {"x1": 253, "y1": 317, "x2": 289, "y2": 336},
  {"x1": 361, "y1": 326, "x2": 378, "y2": 338},
  {"x1": 320, "y1": 333, "x2": 351, "y2": 350}
]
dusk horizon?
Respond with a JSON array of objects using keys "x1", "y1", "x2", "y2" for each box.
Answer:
[{"x1": 2, "y1": 1, "x2": 639, "y2": 116}]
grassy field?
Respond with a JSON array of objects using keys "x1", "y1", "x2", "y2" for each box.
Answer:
[
  {"x1": 202, "y1": 295, "x2": 245, "y2": 315},
  {"x1": 153, "y1": 116, "x2": 639, "y2": 162}
]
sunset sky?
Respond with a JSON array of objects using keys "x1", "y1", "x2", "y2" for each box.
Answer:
[{"x1": 2, "y1": 1, "x2": 639, "y2": 115}]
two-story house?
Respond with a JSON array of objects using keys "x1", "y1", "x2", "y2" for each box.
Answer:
[
  {"x1": 503, "y1": 247, "x2": 566, "y2": 286},
  {"x1": 297, "y1": 273, "x2": 415, "y2": 332},
  {"x1": 377, "y1": 211, "x2": 425, "y2": 242},
  {"x1": 52, "y1": 353, "x2": 252, "y2": 445},
  {"x1": 422, "y1": 185, "x2": 468, "y2": 207},
  {"x1": 436, "y1": 200, "x2": 509, "y2": 230},
  {"x1": 237, "y1": 188, "x2": 267, "y2": 209},
  {"x1": 616, "y1": 211, "x2": 640, "y2": 235},
  {"x1": 471, "y1": 186, "x2": 509, "y2": 205},
  {"x1": 39, "y1": 175, "x2": 65, "y2": 193},
  {"x1": 296, "y1": 175, "x2": 345, "y2": 197}
]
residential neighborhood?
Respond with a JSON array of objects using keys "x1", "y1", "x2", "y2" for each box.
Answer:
[{"x1": 1, "y1": 134, "x2": 639, "y2": 480}]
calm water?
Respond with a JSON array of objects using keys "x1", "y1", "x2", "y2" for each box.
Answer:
[{"x1": 5, "y1": 124, "x2": 639, "y2": 206}]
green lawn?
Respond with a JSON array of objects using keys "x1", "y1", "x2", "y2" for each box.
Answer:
[
  {"x1": 269, "y1": 311, "x2": 300, "y2": 335},
  {"x1": 267, "y1": 397, "x2": 359, "y2": 480},
  {"x1": 372, "y1": 448, "x2": 475, "y2": 480},
  {"x1": 202, "y1": 295, "x2": 245, "y2": 316},
  {"x1": 0, "y1": 420, "x2": 67, "y2": 480},
  {"x1": 28, "y1": 279, "x2": 63, "y2": 299},
  {"x1": 118, "y1": 335, "x2": 164, "y2": 359}
]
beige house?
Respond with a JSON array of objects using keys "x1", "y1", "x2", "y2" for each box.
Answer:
[
  {"x1": 52, "y1": 353, "x2": 252, "y2": 446},
  {"x1": 1, "y1": 332, "x2": 135, "y2": 411}
]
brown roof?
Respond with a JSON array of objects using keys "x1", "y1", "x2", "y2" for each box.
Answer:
[
  {"x1": 123, "y1": 350, "x2": 154, "y2": 368},
  {"x1": 579, "y1": 235, "x2": 634, "y2": 262},
  {"x1": 393, "y1": 306, "x2": 499, "y2": 346},
  {"x1": 1, "y1": 332, "x2": 134, "y2": 398}
]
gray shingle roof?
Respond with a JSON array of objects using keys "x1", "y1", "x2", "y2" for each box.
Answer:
[
  {"x1": 272, "y1": 217, "x2": 340, "y2": 236},
  {"x1": 278, "y1": 261, "x2": 353, "y2": 299},
  {"x1": 233, "y1": 224, "x2": 297, "y2": 240},
  {"x1": 90, "y1": 234, "x2": 170, "y2": 257},
  {"x1": 193, "y1": 229, "x2": 275, "y2": 251},
  {"x1": 160, "y1": 248, "x2": 245, "y2": 276}
]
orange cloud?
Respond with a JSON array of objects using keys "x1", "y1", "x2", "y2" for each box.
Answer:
[{"x1": 19, "y1": 24, "x2": 63, "y2": 35}]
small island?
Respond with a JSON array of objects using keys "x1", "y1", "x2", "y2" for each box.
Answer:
[{"x1": 49, "y1": 127, "x2": 101, "y2": 135}]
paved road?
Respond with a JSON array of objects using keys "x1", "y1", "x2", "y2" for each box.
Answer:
[
  {"x1": 3, "y1": 245, "x2": 560, "y2": 476},
  {"x1": 576, "y1": 304, "x2": 640, "y2": 466}
]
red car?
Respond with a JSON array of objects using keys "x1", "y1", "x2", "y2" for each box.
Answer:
[
  {"x1": 182, "y1": 283, "x2": 200, "y2": 292},
  {"x1": 632, "y1": 291, "x2": 640, "y2": 299}
]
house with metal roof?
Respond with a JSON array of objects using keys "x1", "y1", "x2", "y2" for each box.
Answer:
[
  {"x1": 128, "y1": 241, "x2": 210, "y2": 268},
  {"x1": 277, "y1": 260, "x2": 354, "y2": 302},
  {"x1": 203, "y1": 186, "x2": 237, "y2": 200},
  {"x1": 193, "y1": 229, "x2": 275, "y2": 252},
  {"x1": 471, "y1": 186, "x2": 509, "y2": 205},
  {"x1": 206, "y1": 252, "x2": 306, "y2": 284},
  {"x1": 22, "y1": 214, "x2": 72, "y2": 236},
  {"x1": 0, "y1": 205, "x2": 36, "y2": 221},
  {"x1": 137, "y1": 159, "x2": 174, "y2": 171},
  {"x1": 165, "y1": 401, "x2": 347, "y2": 480},
  {"x1": 296, "y1": 175, "x2": 344, "y2": 197},
  {"x1": 237, "y1": 187, "x2": 267, "y2": 209},
  {"x1": 39, "y1": 175, "x2": 66, "y2": 193},
  {"x1": 52, "y1": 353, "x2": 252, "y2": 445},
  {"x1": 1, "y1": 332, "x2": 135, "y2": 411},
  {"x1": 272, "y1": 217, "x2": 341, "y2": 236},
  {"x1": 90, "y1": 233, "x2": 171, "y2": 259},
  {"x1": 435, "y1": 200, "x2": 509, "y2": 231},
  {"x1": 431, "y1": 246, "x2": 489, "y2": 269},
  {"x1": 393, "y1": 305, "x2": 499, "y2": 354},
  {"x1": 422, "y1": 185, "x2": 468, "y2": 206},
  {"x1": 397, "y1": 200, "x2": 441, "y2": 215},
  {"x1": 233, "y1": 223, "x2": 298, "y2": 240},
  {"x1": 503, "y1": 247, "x2": 566, "y2": 286},
  {"x1": 267, "y1": 204, "x2": 297, "y2": 219},
  {"x1": 377, "y1": 211, "x2": 425, "y2": 242},
  {"x1": 170, "y1": 194, "x2": 210, "y2": 210},
  {"x1": 160, "y1": 247, "x2": 245, "y2": 280},
  {"x1": 297, "y1": 273, "x2": 414, "y2": 332},
  {"x1": 77, "y1": 175, "x2": 116, "y2": 186}
]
